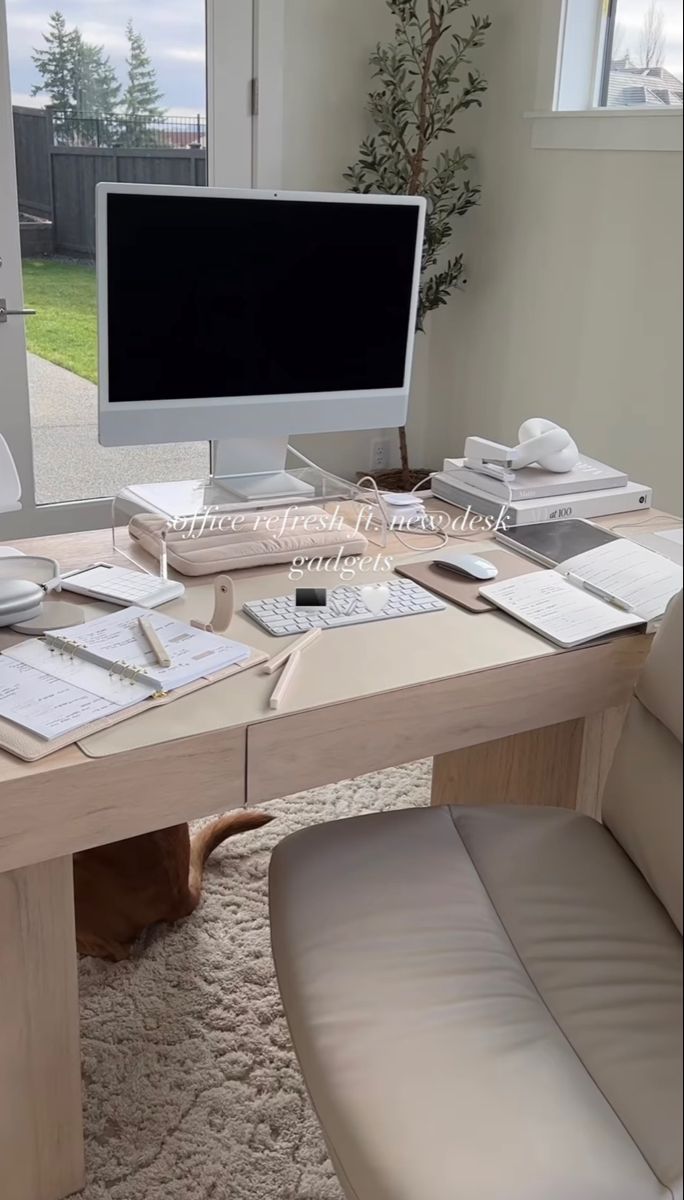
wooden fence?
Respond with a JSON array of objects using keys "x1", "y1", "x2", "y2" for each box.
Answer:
[
  {"x1": 13, "y1": 107, "x2": 207, "y2": 257},
  {"x1": 14, "y1": 107, "x2": 53, "y2": 218}
]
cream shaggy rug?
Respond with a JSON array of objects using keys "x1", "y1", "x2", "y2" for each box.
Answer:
[{"x1": 76, "y1": 760, "x2": 431, "y2": 1199}]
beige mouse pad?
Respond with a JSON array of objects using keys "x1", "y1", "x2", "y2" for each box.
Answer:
[{"x1": 395, "y1": 549, "x2": 544, "y2": 612}]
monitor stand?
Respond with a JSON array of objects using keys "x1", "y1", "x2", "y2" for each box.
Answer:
[
  {"x1": 211, "y1": 437, "x2": 315, "y2": 501},
  {"x1": 117, "y1": 436, "x2": 327, "y2": 521}
]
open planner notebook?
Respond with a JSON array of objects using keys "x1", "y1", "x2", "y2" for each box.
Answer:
[
  {"x1": 0, "y1": 606, "x2": 253, "y2": 741},
  {"x1": 479, "y1": 540, "x2": 683, "y2": 648}
]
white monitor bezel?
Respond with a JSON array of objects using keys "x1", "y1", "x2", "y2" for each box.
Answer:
[{"x1": 96, "y1": 183, "x2": 426, "y2": 447}]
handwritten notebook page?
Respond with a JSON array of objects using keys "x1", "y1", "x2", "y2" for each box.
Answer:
[
  {"x1": 479, "y1": 571, "x2": 643, "y2": 648},
  {"x1": 0, "y1": 607, "x2": 251, "y2": 740},
  {"x1": 54, "y1": 606, "x2": 251, "y2": 690},
  {"x1": 560, "y1": 541, "x2": 683, "y2": 622},
  {"x1": 0, "y1": 656, "x2": 132, "y2": 740},
  {"x1": 5, "y1": 638, "x2": 156, "y2": 704}
]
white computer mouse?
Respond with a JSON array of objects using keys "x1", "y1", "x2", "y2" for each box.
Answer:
[{"x1": 433, "y1": 551, "x2": 499, "y2": 581}]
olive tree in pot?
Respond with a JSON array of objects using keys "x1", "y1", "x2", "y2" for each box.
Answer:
[{"x1": 345, "y1": 0, "x2": 490, "y2": 491}]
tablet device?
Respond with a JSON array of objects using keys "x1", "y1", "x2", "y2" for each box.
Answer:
[{"x1": 495, "y1": 519, "x2": 619, "y2": 567}]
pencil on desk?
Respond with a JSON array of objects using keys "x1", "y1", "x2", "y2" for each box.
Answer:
[
  {"x1": 264, "y1": 627, "x2": 321, "y2": 674},
  {"x1": 269, "y1": 649, "x2": 302, "y2": 710},
  {"x1": 138, "y1": 615, "x2": 172, "y2": 668}
]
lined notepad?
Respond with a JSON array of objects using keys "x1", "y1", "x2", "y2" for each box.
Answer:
[
  {"x1": 561, "y1": 541, "x2": 683, "y2": 624},
  {"x1": 480, "y1": 541, "x2": 681, "y2": 648},
  {"x1": 479, "y1": 571, "x2": 643, "y2": 648}
]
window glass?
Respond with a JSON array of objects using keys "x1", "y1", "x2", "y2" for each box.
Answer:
[
  {"x1": 8, "y1": 1, "x2": 210, "y2": 502},
  {"x1": 600, "y1": 0, "x2": 683, "y2": 107}
]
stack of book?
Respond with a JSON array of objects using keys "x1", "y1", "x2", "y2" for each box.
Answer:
[{"x1": 431, "y1": 456, "x2": 652, "y2": 526}]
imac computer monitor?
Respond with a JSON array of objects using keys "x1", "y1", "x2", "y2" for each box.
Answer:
[{"x1": 97, "y1": 184, "x2": 425, "y2": 469}]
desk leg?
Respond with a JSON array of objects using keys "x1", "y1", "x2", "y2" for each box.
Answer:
[
  {"x1": 431, "y1": 717, "x2": 593, "y2": 811},
  {"x1": 575, "y1": 705, "x2": 629, "y2": 819},
  {"x1": 0, "y1": 857, "x2": 85, "y2": 1200}
]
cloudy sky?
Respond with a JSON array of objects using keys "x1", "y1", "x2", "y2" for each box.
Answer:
[
  {"x1": 7, "y1": 0, "x2": 682, "y2": 117},
  {"x1": 615, "y1": 0, "x2": 683, "y2": 73},
  {"x1": 7, "y1": 0, "x2": 207, "y2": 115}
]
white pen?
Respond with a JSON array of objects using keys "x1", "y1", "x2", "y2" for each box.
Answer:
[
  {"x1": 565, "y1": 572, "x2": 634, "y2": 614},
  {"x1": 264, "y1": 627, "x2": 321, "y2": 675},
  {"x1": 138, "y1": 615, "x2": 172, "y2": 667},
  {"x1": 269, "y1": 649, "x2": 302, "y2": 710}
]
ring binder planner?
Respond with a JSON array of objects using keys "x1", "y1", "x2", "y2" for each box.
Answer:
[
  {"x1": 0, "y1": 606, "x2": 266, "y2": 752},
  {"x1": 107, "y1": 659, "x2": 151, "y2": 688},
  {"x1": 45, "y1": 634, "x2": 158, "y2": 691}
]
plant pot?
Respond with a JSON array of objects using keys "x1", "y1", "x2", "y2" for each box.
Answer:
[{"x1": 361, "y1": 467, "x2": 434, "y2": 492}]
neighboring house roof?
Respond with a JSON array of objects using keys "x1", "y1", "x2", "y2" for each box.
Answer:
[
  {"x1": 162, "y1": 129, "x2": 206, "y2": 148},
  {"x1": 607, "y1": 60, "x2": 684, "y2": 107}
]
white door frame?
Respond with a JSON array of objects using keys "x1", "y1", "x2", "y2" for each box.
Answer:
[
  {"x1": 207, "y1": 0, "x2": 255, "y2": 188},
  {"x1": 251, "y1": 0, "x2": 285, "y2": 188},
  {"x1": 0, "y1": 0, "x2": 255, "y2": 539},
  {"x1": 0, "y1": 0, "x2": 41, "y2": 539}
]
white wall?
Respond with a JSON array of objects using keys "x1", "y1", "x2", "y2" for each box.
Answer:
[
  {"x1": 278, "y1": 0, "x2": 682, "y2": 511},
  {"x1": 430, "y1": 0, "x2": 683, "y2": 514},
  {"x1": 281, "y1": 0, "x2": 389, "y2": 192},
  {"x1": 280, "y1": 0, "x2": 435, "y2": 478}
]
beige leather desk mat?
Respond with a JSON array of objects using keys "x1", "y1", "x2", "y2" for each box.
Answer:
[
  {"x1": 395, "y1": 549, "x2": 543, "y2": 612},
  {"x1": 79, "y1": 548, "x2": 558, "y2": 759}
]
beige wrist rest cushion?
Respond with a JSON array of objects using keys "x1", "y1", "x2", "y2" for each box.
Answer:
[{"x1": 129, "y1": 507, "x2": 368, "y2": 576}]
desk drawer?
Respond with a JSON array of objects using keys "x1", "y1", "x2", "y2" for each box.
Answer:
[
  {"x1": 0, "y1": 727, "x2": 246, "y2": 873},
  {"x1": 246, "y1": 635, "x2": 649, "y2": 803}
]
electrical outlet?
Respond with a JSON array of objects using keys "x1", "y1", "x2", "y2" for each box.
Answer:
[{"x1": 370, "y1": 437, "x2": 392, "y2": 473}]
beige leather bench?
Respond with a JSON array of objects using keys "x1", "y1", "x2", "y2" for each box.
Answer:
[{"x1": 270, "y1": 594, "x2": 683, "y2": 1200}]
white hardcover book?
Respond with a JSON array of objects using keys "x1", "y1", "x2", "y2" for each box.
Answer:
[
  {"x1": 430, "y1": 473, "x2": 652, "y2": 526},
  {"x1": 442, "y1": 456, "x2": 629, "y2": 500}
]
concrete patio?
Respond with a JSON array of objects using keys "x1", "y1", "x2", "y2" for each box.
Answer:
[{"x1": 28, "y1": 354, "x2": 208, "y2": 504}]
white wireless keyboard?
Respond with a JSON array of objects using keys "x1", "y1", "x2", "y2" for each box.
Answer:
[{"x1": 243, "y1": 579, "x2": 446, "y2": 636}]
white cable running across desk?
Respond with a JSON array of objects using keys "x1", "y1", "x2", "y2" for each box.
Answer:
[{"x1": 243, "y1": 579, "x2": 446, "y2": 636}]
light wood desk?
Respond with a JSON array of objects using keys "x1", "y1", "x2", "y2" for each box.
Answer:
[{"x1": 0, "y1": 506, "x2": 680, "y2": 1200}]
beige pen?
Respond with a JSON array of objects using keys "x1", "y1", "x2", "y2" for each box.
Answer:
[
  {"x1": 138, "y1": 615, "x2": 172, "y2": 668},
  {"x1": 269, "y1": 649, "x2": 302, "y2": 710},
  {"x1": 264, "y1": 627, "x2": 321, "y2": 675}
]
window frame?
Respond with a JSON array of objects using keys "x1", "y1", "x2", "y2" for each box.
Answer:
[
  {"x1": 0, "y1": 0, "x2": 256, "y2": 538},
  {"x1": 526, "y1": 0, "x2": 683, "y2": 152}
]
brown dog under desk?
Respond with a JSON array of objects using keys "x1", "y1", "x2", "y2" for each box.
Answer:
[
  {"x1": 0, "y1": 582, "x2": 274, "y2": 959},
  {"x1": 74, "y1": 811, "x2": 273, "y2": 961}
]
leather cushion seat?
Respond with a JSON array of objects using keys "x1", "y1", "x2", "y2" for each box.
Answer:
[
  {"x1": 603, "y1": 592, "x2": 683, "y2": 932},
  {"x1": 270, "y1": 804, "x2": 683, "y2": 1200}
]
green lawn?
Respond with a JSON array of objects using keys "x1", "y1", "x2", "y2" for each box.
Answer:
[{"x1": 22, "y1": 258, "x2": 97, "y2": 383}]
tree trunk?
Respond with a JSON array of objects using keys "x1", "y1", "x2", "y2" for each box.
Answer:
[{"x1": 398, "y1": 425, "x2": 411, "y2": 489}]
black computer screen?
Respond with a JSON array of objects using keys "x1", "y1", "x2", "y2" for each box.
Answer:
[{"x1": 105, "y1": 192, "x2": 420, "y2": 403}]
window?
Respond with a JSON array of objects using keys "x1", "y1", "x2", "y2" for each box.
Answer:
[
  {"x1": 2, "y1": 0, "x2": 256, "y2": 536},
  {"x1": 7, "y1": 0, "x2": 210, "y2": 505},
  {"x1": 528, "y1": 0, "x2": 683, "y2": 150},
  {"x1": 599, "y1": 0, "x2": 683, "y2": 108}
]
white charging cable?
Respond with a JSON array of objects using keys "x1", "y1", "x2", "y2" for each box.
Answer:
[
  {"x1": 355, "y1": 473, "x2": 449, "y2": 551},
  {"x1": 285, "y1": 443, "x2": 440, "y2": 549},
  {"x1": 391, "y1": 469, "x2": 514, "y2": 546},
  {"x1": 287, "y1": 445, "x2": 513, "y2": 552}
]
